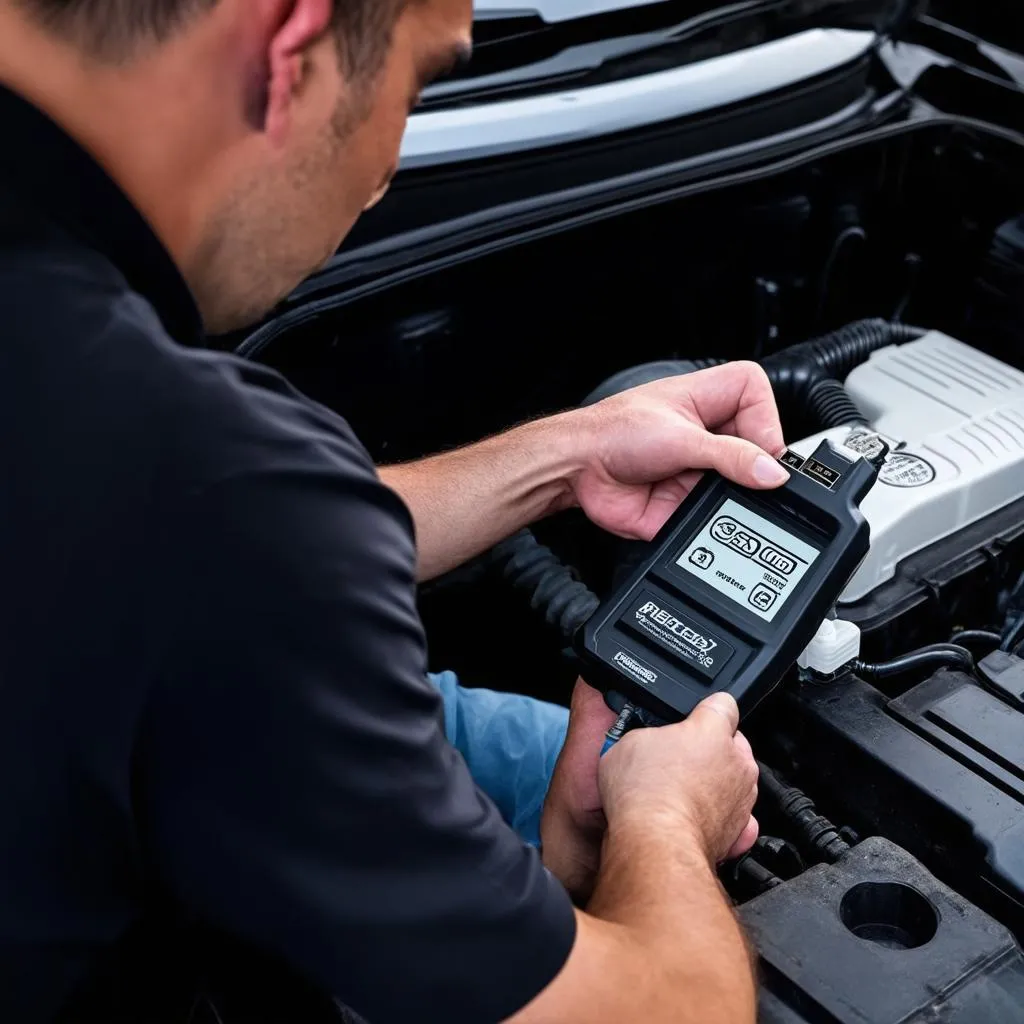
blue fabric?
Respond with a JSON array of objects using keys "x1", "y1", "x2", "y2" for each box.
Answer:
[{"x1": 430, "y1": 672, "x2": 569, "y2": 848}]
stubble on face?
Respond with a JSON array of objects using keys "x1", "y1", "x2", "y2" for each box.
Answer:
[
  {"x1": 189, "y1": 0, "x2": 471, "y2": 337},
  {"x1": 188, "y1": 61, "x2": 376, "y2": 337}
]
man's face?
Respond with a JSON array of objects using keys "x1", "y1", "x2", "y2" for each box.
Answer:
[{"x1": 193, "y1": 0, "x2": 472, "y2": 334}]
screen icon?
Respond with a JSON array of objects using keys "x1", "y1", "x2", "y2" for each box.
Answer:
[
  {"x1": 711, "y1": 516, "x2": 761, "y2": 557},
  {"x1": 748, "y1": 583, "x2": 779, "y2": 613},
  {"x1": 712, "y1": 517, "x2": 737, "y2": 540},
  {"x1": 758, "y1": 546, "x2": 797, "y2": 576},
  {"x1": 688, "y1": 547, "x2": 715, "y2": 570}
]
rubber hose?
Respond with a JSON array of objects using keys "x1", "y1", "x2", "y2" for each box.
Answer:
[
  {"x1": 950, "y1": 629, "x2": 1001, "y2": 651},
  {"x1": 1001, "y1": 611, "x2": 1024, "y2": 652},
  {"x1": 760, "y1": 319, "x2": 926, "y2": 427},
  {"x1": 757, "y1": 761, "x2": 851, "y2": 863},
  {"x1": 583, "y1": 320, "x2": 924, "y2": 426},
  {"x1": 796, "y1": 318, "x2": 926, "y2": 381},
  {"x1": 853, "y1": 644, "x2": 974, "y2": 681},
  {"x1": 805, "y1": 377, "x2": 870, "y2": 428},
  {"x1": 488, "y1": 529, "x2": 600, "y2": 639},
  {"x1": 734, "y1": 855, "x2": 783, "y2": 894}
]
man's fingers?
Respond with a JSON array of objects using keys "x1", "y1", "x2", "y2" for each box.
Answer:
[
  {"x1": 673, "y1": 360, "x2": 785, "y2": 458},
  {"x1": 725, "y1": 816, "x2": 760, "y2": 861},
  {"x1": 733, "y1": 730, "x2": 754, "y2": 764},
  {"x1": 571, "y1": 678, "x2": 619, "y2": 729},
  {"x1": 688, "y1": 431, "x2": 789, "y2": 490},
  {"x1": 719, "y1": 416, "x2": 786, "y2": 459},
  {"x1": 630, "y1": 472, "x2": 703, "y2": 541},
  {"x1": 730, "y1": 363, "x2": 786, "y2": 458},
  {"x1": 689, "y1": 692, "x2": 740, "y2": 736},
  {"x1": 682, "y1": 362, "x2": 783, "y2": 446}
]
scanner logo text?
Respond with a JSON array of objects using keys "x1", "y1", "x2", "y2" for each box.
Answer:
[
  {"x1": 637, "y1": 602, "x2": 717, "y2": 654},
  {"x1": 613, "y1": 651, "x2": 658, "y2": 685}
]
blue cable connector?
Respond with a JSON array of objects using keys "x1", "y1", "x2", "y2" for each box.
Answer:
[{"x1": 601, "y1": 700, "x2": 640, "y2": 756}]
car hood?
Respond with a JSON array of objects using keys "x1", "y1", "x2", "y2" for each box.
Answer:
[
  {"x1": 472, "y1": 0, "x2": 916, "y2": 26},
  {"x1": 420, "y1": 0, "x2": 911, "y2": 118},
  {"x1": 473, "y1": 0, "x2": 655, "y2": 24}
]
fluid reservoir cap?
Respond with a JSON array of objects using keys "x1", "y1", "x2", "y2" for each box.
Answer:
[{"x1": 798, "y1": 618, "x2": 861, "y2": 676}]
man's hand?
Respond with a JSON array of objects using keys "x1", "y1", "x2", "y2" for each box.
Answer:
[
  {"x1": 570, "y1": 361, "x2": 788, "y2": 541},
  {"x1": 600, "y1": 691, "x2": 759, "y2": 865},
  {"x1": 541, "y1": 683, "x2": 758, "y2": 902},
  {"x1": 540, "y1": 681, "x2": 617, "y2": 903},
  {"x1": 509, "y1": 689, "x2": 760, "y2": 1024},
  {"x1": 381, "y1": 360, "x2": 787, "y2": 581}
]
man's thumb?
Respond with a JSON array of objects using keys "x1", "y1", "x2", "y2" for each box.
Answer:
[
  {"x1": 689, "y1": 692, "x2": 740, "y2": 735},
  {"x1": 696, "y1": 433, "x2": 789, "y2": 489}
]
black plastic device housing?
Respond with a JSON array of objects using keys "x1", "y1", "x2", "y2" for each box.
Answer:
[{"x1": 575, "y1": 439, "x2": 876, "y2": 721}]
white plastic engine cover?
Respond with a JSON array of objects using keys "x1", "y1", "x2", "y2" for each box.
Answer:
[{"x1": 787, "y1": 331, "x2": 1024, "y2": 604}]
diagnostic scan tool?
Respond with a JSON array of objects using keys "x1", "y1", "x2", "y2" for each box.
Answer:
[{"x1": 576, "y1": 437, "x2": 885, "y2": 722}]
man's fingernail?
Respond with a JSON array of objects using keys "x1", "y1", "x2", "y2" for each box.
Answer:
[
  {"x1": 704, "y1": 692, "x2": 738, "y2": 716},
  {"x1": 754, "y1": 454, "x2": 789, "y2": 486},
  {"x1": 701, "y1": 693, "x2": 740, "y2": 732}
]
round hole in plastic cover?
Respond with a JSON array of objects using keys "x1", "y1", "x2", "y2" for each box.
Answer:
[{"x1": 839, "y1": 881, "x2": 939, "y2": 950}]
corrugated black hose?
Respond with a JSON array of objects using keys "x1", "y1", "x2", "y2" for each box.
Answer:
[
  {"x1": 791, "y1": 318, "x2": 926, "y2": 381},
  {"x1": 759, "y1": 318, "x2": 926, "y2": 430},
  {"x1": 582, "y1": 319, "x2": 925, "y2": 432},
  {"x1": 805, "y1": 377, "x2": 870, "y2": 429},
  {"x1": 486, "y1": 529, "x2": 600, "y2": 640}
]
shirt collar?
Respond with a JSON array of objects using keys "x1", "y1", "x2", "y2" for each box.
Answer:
[{"x1": 0, "y1": 82, "x2": 203, "y2": 345}]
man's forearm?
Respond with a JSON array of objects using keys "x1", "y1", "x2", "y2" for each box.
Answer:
[
  {"x1": 590, "y1": 818, "x2": 756, "y2": 1022},
  {"x1": 379, "y1": 414, "x2": 587, "y2": 581},
  {"x1": 511, "y1": 817, "x2": 757, "y2": 1024}
]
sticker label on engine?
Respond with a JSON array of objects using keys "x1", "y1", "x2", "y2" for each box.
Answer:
[
  {"x1": 620, "y1": 592, "x2": 733, "y2": 680},
  {"x1": 878, "y1": 452, "x2": 936, "y2": 488},
  {"x1": 842, "y1": 429, "x2": 887, "y2": 462},
  {"x1": 675, "y1": 498, "x2": 821, "y2": 622}
]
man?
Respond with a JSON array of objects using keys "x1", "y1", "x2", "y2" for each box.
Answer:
[{"x1": 0, "y1": 1, "x2": 791, "y2": 1021}]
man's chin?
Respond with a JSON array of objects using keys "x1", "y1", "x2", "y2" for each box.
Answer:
[
  {"x1": 201, "y1": 298, "x2": 279, "y2": 342},
  {"x1": 204, "y1": 278, "x2": 310, "y2": 338},
  {"x1": 198, "y1": 246, "x2": 344, "y2": 339}
]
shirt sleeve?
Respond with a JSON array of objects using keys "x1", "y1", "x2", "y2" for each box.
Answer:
[{"x1": 140, "y1": 356, "x2": 577, "y2": 1024}]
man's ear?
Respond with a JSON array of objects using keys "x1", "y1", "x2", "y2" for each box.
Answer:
[{"x1": 263, "y1": 0, "x2": 335, "y2": 142}]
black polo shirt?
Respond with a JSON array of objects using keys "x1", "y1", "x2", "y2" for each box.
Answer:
[{"x1": 0, "y1": 83, "x2": 575, "y2": 1023}]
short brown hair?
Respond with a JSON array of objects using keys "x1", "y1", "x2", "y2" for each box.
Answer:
[{"x1": 17, "y1": 0, "x2": 405, "y2": 72}]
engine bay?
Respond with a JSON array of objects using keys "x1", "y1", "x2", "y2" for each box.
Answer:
[{"x1": 248, "y1": 118, "x2": 1024, "y2": 1021}]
